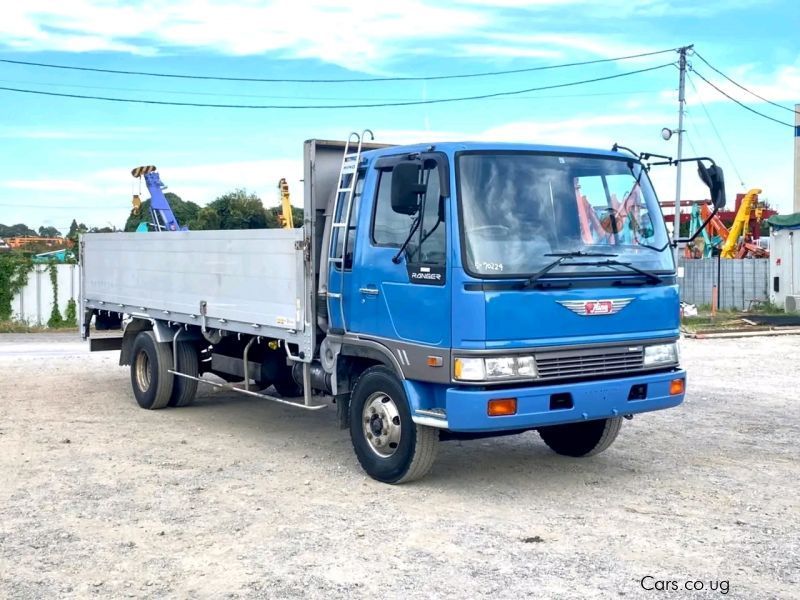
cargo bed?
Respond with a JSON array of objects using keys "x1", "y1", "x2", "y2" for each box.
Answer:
[{"x1": 80, "y1": 228, "x2": 313, "y2": 359}]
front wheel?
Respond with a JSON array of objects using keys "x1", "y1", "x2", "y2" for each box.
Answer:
[
  {"x1": 538, "y1": 417, "x2": 622, "y2": 457},
  {"x1": 348, "y1": 366, "x2": 438, "y2": 484}
]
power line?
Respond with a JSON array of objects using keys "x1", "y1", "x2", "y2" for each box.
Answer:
[
  {"x1": 689, "y1": 68, "x2": 793, "y2": 128},
  {"x1": 692, "y1": 50, "x2": 799, "y2": 115},
  {"x1": 0, "y1": 62, "x2": 675, "y2": 109},
  {"x1": 0, "y1": 47, "x2": 679, "y2": 83},
  {"x1": 0, "y1": 77, "x2": 665, "y2": 102},
  {"x1": 686, "y1": 73, "x2": 746, "y2": 188}
]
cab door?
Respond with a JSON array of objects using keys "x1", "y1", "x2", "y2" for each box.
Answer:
[{"x1": 347, "y1": 155, "x2": 450, "y2": 348}]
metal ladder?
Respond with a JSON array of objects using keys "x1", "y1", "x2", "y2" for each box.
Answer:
[{"x1": 327, "y1": 129, "x2": 373, "y2": 333}]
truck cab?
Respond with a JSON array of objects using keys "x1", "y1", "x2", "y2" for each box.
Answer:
[{"x1": 315, "y1": 141, "x2": 687, "y2": 482}]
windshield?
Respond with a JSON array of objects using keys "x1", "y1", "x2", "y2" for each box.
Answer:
[{"x1": 457, "y1": 152, "x2": 673, "y2": 278}]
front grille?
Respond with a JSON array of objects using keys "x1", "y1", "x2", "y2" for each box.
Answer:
[{"x1": 535, "y1": 346, "x2": 645, "y2": 380}]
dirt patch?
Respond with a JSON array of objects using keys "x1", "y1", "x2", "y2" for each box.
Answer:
[{"x1": 1, "y1": 332, "x2": 798, "y2": 599}]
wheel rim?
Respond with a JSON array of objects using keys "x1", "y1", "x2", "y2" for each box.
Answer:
[
  {"x1": 135, "y1": 349, "x2": 152, "y2": 392},
  {"x1": 362, "y1": 392, "x2": 402, "y2": 458}
]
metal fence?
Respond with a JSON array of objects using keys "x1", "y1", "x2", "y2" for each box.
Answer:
[
  {"x1": 11, "y1": 264, "x2": 79, "y2": 325},
  {"x1": 678, "y1": 258, "x2": 769, "y2": 310}
]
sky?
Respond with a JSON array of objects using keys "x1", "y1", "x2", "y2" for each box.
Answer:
[{"x1": 1, "y1": 0, "x2": 799, "y2": 233}]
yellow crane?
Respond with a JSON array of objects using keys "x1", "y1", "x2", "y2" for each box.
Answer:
[
  {"x1": 720, "y1": 188, "x2": 762, "y2": 258},
  {"x1": 277, "y1": 178, "x2": 294, "y2": 229}
]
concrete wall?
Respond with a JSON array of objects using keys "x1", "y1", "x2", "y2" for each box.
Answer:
[
  {"x1": 11, "y1": 264, "x2": 79, "y2": 325},
  {"x1": 679, "y1": 258, "x2": 769, "y2": 311}
]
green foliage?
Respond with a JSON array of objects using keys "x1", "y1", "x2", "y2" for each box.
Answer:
[
  {"x1": 64, "y1": 298, "x2": 78, "y2": 327},
  {"x1": 192, "y1": 189, "x2": 267, "y2": 230},
  {"x1": 67, "y1": 219, "x2": 88, "y2": 244},
  {"x1": 0, "y1": 223, "x2": 38, "y2": 237},
  {"x1": 46, "y1": 262, "x2": 63, "y2": 328},
  {"x1": 124, "y1": 193, "x2": 200, "y2": 232},
  {"x1": 38, "y1": 226, "x2": 61, "y2": 237},
  {"x1": 0, "y1": 254, "x2": 33, "y2": 320},
  {"x1": 118, "y1": 186, "x2": 306, "y2": 232},
  {"x1": 190, "y1": 206, "x2": 222, "y2": 230}
]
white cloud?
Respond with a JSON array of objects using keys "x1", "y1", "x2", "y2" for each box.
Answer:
[
  {"x1": 471, "y1": 32, "x2": 658, "y2": 61},
  {"x1": 1, "y1": 1, "x2": 486, "y2": 72},
  {"x1": 0, "y1": 1, "x2": 702, "y2": 72}
]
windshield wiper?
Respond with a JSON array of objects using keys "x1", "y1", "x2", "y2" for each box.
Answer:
[
  {"x1": 572, "y1": 259, "x2": 662, "y2": 284},
  {"x1": 522, "y1": 251, "x2": 619, "y2": 289},
  {"x1": 544, "y1": 251, "x2": 619, "y2": 258}
]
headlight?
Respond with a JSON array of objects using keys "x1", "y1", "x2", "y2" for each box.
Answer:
[
  {"x1": 644, "y1": 343, "x2": 679, "y2": 366},
  {"x1": 454, "y1": 355, "x2": 537, "y2": 382}
]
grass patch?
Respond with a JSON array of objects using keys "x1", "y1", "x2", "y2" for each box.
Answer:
[
  {"x1": 0, "y1": 320, "x2": 78, "y2": 333},
  {"x1": 681, "y1": 314, "x2": 746, "y2": 333},
  {"x1": 681, "y1": 304, "x2": 793, "y2": 333}
]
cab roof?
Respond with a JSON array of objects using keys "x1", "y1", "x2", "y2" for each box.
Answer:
[{"x1": 361, "y1": 141, "x2": 632, "y2": 161}]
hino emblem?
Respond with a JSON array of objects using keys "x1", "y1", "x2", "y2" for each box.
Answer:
[{"x1": 557, "y1": 298, "x2": 633, "y2": 316}]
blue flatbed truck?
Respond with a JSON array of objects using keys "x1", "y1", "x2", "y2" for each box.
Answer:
[{"x1": 81, "y1": 133, "x2": 725, "y2": 483}]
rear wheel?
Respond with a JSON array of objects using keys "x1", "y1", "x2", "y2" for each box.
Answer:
[
  {"x1": 168, "y1": 341, "x2": 199, "y2": 407},
  {"x1": 130, "y1": 331, "x2": 174, "y2": 410},
  {"x1": 538, "y1": 417, "x2": 622, "y2": 457},
  {"x1": 348, "y1": 366, "x2": 438, "y2": 483}
]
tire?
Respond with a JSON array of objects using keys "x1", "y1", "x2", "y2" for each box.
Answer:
[
  {"x1": 538, "y1": 417, "x2": 623, "y2": 457},
  {"x1": 130, "y1": 331, "x2": 174, "y2": 410},
  {"x1": 168, "y1": 341, "x2": 199, "y2": 407},
  {"x1": 348, "y1": 366, "x2": 438, "y2": 484}
]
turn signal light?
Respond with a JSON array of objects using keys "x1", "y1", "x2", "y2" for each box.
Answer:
[
  {"x1": 669, "y1": 378, "x2": 685, "y2": 396},
  {"x1": 488, "y1": 398, "x2": 517, "y2": 416}
]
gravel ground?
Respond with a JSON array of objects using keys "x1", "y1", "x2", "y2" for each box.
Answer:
[{"x1": 0, "y1": 332, "x2": 798, "y2": 599}]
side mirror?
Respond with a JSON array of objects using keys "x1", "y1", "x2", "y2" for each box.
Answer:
[
  {"x1": 697, "y1": 161, "x2": 726, "y2": 209},
  {"x1": 391, "y1": 161, "x2": 426, "y2": 215}
]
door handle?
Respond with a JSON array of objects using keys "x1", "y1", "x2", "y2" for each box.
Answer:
[{"x1": 359, "y1": 286, "x2": 380, "y2": 296}]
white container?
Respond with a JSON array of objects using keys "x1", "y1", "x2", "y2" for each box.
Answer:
[{"x1": 769, "y1": 227, "x2": 800, "y2": 309}]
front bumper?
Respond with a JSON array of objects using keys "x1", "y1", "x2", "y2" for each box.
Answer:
[{"x1": 408, "y1": 369, "x2": 685, "y2": 432}]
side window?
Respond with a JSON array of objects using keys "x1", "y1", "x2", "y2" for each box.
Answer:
[
  {"x1": 333, "y1": 172, "x2": 364, "y2": 270},
  {"x1": 372, "y1": 171, "x2": 414, "y2": 246},
  {"x1": 372, "y1": 164, "x2": 446, "y2": 266}
]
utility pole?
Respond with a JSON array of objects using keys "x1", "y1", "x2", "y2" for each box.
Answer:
[{"x1": 673, "y1": 45, "x2": 691, "y2": 258}]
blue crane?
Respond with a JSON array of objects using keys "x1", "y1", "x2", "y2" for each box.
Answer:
[{"x1": 131, "y1": 165, "x2": 187, "y2": 232}]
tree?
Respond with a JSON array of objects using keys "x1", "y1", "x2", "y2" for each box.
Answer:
[
  {"x1": 124, "y1": 193, "x2": 200, "y2": 232},
  {"x1": 0, "y1": 223, "x2": 37, "y2": 237},
  {"x1": 38, "y1": 226, "x2": 61, "y2": 238},
  {"x1": 190, "y1": 189, "x2": 267, "y2": 230},
  {"x1": 66, "y1": 220, "x2": 87, "y2": 244},
  {"x1": 190, "y1": 206, "x2": 221, "y2": 230}
]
